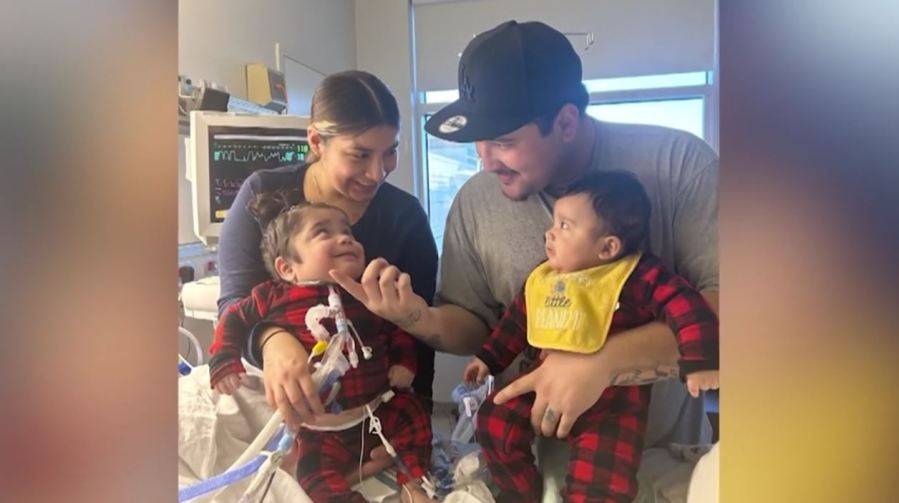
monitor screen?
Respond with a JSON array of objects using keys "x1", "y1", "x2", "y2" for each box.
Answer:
[
  {"x1": 208, "y1": 126, "x2": 310, "y2": 223},
  {"x1": 188, "y1": 112, "x2": 311, "y2": 244}
]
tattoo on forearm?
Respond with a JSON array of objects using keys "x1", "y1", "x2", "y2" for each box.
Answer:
[
  {"x1": 610, "y1": 365, "x2": 679, "y2": 386},
  {"x1": 396, "y1": 309, "x2": 422, "y2": 329}
]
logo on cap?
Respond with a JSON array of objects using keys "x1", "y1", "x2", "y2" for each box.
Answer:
[
  {"x1": 460, "y1": 65, "x2": 475, "y2": 102},
  {"x1": 438, "y1": 115, "x2": 468, "y2": 134}
]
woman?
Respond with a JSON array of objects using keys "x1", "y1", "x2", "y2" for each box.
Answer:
[{"x1": 217, "y1": 70, "x2": 438, "y2": 436}]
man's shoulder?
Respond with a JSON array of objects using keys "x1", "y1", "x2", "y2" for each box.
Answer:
[
  {"x1": 597, "y1": 119, "x2": 712, "y2": 150},
  {"x1": 595, "y1": 120, "x2": 718, "y2": 171}
]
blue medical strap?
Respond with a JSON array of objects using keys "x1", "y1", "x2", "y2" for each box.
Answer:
[
  {"x1": 178, "y1": 426, "x2": 290, "y2": 502},
  {"x1": 178, "y1": 455, "x2": 266, "y2": 502}
]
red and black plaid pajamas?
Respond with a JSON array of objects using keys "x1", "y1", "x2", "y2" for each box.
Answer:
[
  {"x1": 296, "y1": 390, "x2": 432, "y2": 502},
  {"x1": 475, "y1": 254, "x2": 718, "y2": 503},
  {"x1": 209, "y1": 281, "x2": 432, "y2": 502}
]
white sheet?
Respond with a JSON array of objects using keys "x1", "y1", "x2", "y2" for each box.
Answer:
[{"x1": 178, "y1": 365, "x2": 311, "y2": 502}]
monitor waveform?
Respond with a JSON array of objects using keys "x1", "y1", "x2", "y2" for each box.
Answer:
[{"x1": 213, "y1": 149, "x2": 305, "y2": 163}]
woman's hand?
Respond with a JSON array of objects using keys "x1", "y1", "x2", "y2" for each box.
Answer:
[
  {"x1": 259, "y1": 329, "x2": 325, "y2": 431},
  {"x1": 330, "y1": 258, "x2": 429, "y2": 329}
]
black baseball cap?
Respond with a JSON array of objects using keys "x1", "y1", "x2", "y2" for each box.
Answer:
[{"x1": 424, "y1": 20, "x2": 588, "y2": 143}]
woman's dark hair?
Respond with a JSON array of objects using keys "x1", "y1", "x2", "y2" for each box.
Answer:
[
  {"x1": 563, "y1": 171, "x2": 651, "y2": 257},
  {"x1": 247, "y1": 190, "x2": 345, "y2": 279},
  {"x1": 308, "y1": 70, "x2": 400, "y2": 160}
]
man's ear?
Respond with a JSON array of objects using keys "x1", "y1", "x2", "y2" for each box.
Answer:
[
  {"x1": 308, "y1": 126, "x2": 324, "y2": 157},
  {"x1": 555, "y1": 104, "x2": 580, "y2": 143},
  {"x1": 597, "y1": 235, "x2": 623, "y2": 261},
  {"x1": 274, "y1": 255, "x2": 298, "y2": 283}
]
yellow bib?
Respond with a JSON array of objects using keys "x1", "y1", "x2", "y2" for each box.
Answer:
[{"x1": 525, "y1": 254, "x2": 641, "y2": 353}]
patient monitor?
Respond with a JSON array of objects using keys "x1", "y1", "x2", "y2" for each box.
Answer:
[
  {"x1": 183, "y1": 112, "x2": 310, "y2": 322},
  {"x1": 187, "y1": 111, "x2": 311, "y2": 245}
]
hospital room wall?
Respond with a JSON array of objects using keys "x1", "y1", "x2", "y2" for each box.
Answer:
[
  {"x1": 177, "y1": 0, "x2": 358, "y2": 245},
  {"x1": 412, "y1": 0, "x2": 715, "y2": 87},
  {"x1": 353, "y1": 0, "x2": 418, "y2": 196},
  {"x1": 177, "y1": 0, "x2": 356, "y2": 105}
]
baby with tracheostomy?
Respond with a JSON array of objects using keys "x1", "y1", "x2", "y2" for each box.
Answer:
[{"x1": 210, "y1": 192, "x2": 435, "y2": 503}]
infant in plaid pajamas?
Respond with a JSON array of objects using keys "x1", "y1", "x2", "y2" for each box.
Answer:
[{"x1": 463, "y1": 172, "x2": 719, "y2": 503}]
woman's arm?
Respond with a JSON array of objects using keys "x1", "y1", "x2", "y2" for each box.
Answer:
[
  {"x1": 216, "y1": 173, "x2": 269, "y2": 317},
  {"x1": 254, "y1": 326, "x2": 324, "y2": 430}
]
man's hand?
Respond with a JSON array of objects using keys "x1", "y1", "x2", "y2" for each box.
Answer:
[
  {"x1": 388, "y1": 365, "x2": 415, "y2": 389},
  {"x1": 685, "y1": 370, "x2": 719, "y2": 398},
  {"x1": 493, "y1": 350, "x2": 610, "y2": 439},
  {"x1": 333, "y1": 259, "x2": 492, "y2": 355},
  {"x1": 463, "y1": 358, "x2": 490, "y2": 386},
  {"x1": 330, "y1": 258, "x2": 428, "y2": 329}
]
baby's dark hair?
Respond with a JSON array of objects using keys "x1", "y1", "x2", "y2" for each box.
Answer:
[
  {"x1": 246, "y1": 190, "x2": 346, "y2": 279},
  {"x1": 563, "y1": 171, "x2": 651, "y2": 257}
]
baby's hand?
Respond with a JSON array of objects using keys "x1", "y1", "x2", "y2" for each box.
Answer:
[
  {"x1": 213, "y1": 373, "x2": 245, "y2": 395},
  {"x1": 686, "y1": 370, "x2": 719, "y2": 398},
  {"x1": 463, "y1": 358, "x2": 489, "y2": 386},
  {"x1": 388, "y1": 365, "x2": 415, "y2": 389}
]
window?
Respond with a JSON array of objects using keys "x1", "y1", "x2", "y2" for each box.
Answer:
[
  {"x1": 587, "y1": 98, "x2": 705, "y2": 140},
  {"x1": 418, "y1": 72, "x2": 716, "y2": 252},
  {"x1": 422, "y1": 116, "x2": 479, "y2": 251}
]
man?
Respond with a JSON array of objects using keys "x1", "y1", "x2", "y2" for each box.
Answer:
[{"x1": 334, "y1": 17, "x2": 718, "y2": 477}]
